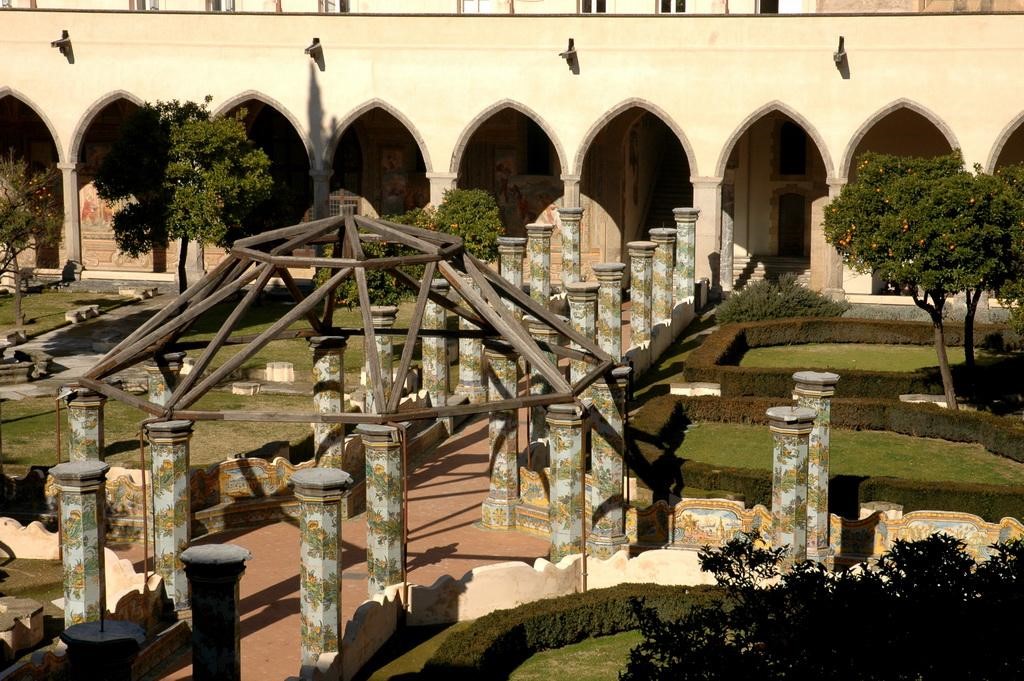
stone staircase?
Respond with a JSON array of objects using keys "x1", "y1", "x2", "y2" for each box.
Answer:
[
  {"x1": 732, "y1": 255, "x2": 811, "y2": 289},
  {"x1": 643, "y1": 141, "x2": 694, "y2": 232}
]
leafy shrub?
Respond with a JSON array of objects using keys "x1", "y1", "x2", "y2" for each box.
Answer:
[
  {"x1": 432, "y1": 188, "x2": 504, "y2": 262},
  {"x1": 312, "y1": 241, "x2": 409, "y2": 307},
  {"x1": 716, "y1": 274, "x2": 849, "y2": 324},
  {"x1": 423, "y1": 583, "x2": 718, "y2": 678}
]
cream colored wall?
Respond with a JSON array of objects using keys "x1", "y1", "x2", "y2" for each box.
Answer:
[{"x1": 3, "y1": 10, "x2": 1024, "y2": 282}]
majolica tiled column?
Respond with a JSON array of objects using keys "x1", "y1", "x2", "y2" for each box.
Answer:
[
  {"x1": 181, "y1": 544, "x2": 251, "y2": 681},
  {"x1": 65, "y1": 387, "x2": 107, "y2": 461},
  {"x1": 566, "y1": 282, "x2": 599, "y2": 385},
  {"x1": 147, "y1": 419, "x2": 193, "y2": 611},
  {"x1": 481, "y1": 346, "x2": 520, "y2": 530},
  {"x1": 527, "y1": 222, "x2": 555, "y2": 307},
  {"x1": 292, "y1": 468, "x2": 353, "y2": 672},
  {"x1": 309, "y1": 335, "x2": 347, "y2": 468},
  {"x1": 145, "y1": 351, "x2": 186, "y2": 408},
  {"x1": 767, "y1": 406, "x2": 815, "y2": 564},
  {"x1": 547, "y1": 403, "x2": 584, "y2": 563},
  {"x1": 587, "y1": 366, "x2": 631, "y2": 559},
  {"x1": 649, "y1": 227, "x2": 677, "y2": 323},
  {"x1": 793, "y1": 371, "x2": 840, "y2": 565},
  {"x1": 423, "y1": 279, "x2": 450, "y2": 410},
  {"x1": 627, "y1": 241, "x2": 657, "y2": 347},
  {"x1": 51, "y1": 460, "x2": 108, "y2": 628},
  {"x1": 498, "y1": 236, "x2": 527, "y2": 320},
  {"x1": 366, "y1": 306, "x2": 398, "y2": 414},
  {"x1": 456, "y1": 275, "x2": 486, "y2": 404},
  {"x1": 673, "y1": 207, "x2": 699, "y2": 303},
  {"x1": 593, "y1": 263, "x2": 626, "y2": 360},
  {"x1": 557, "y1": 207, "x2": 583, "y2": 286},
  {"x1": 356, "y1": 424, "x2": 403, "y2": 595},
  {"x1": 525, "y1": 316, "x2": 563, "y2": 446}
]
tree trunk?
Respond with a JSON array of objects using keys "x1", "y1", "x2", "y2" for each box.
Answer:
[
  {"x1": 177, "y1": 238, "x2": 189, "y2": 295},
  {"x1": 963, "y1": 288, "x2": 983, "y2": 399},
  {"x1": 931, "y1": 310, "x2": 958, "y2": 411},
  {"x1": 12, "y1": 258, "x2": 24, "y2": 327}
]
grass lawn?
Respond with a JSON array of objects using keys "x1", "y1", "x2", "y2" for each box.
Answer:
[
  {"x1": 0, "y1": 290, "x2": 129, "y2": 337},
  {"x1": 634, "y1": 311, "x2": 718, "y2": 399},
  {"x1": 739, "y1": 343, "x2": 1015, "y2": 372},
  {"x1": 679, "y1": 422, "x2": 1024, "y2": 486},
  {"x1": 0, "y1": 392, "x2": 315, "y2": 474},
  {"x1": 357, "y1": 622, "x2": 468, "y2": 681},
  {"x1": 510, "y1": 631, "x2": 642, "y2": 681}
]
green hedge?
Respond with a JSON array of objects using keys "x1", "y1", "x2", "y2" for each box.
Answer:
[
  {"x1": 423, "y1": 583, "x2": 719, "y2": 678},
  {"x1": 628, "y1": 394, "x2": 1024, "y2": 522},
  {"x1": 682, "y1": 318, "x2": 1024, "y2": 399}
]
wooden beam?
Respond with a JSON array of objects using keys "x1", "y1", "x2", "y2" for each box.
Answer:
[
  {"x1": 572, "y1": 359, "x2": 616, "y2": 397},
  {"x1": 234, "y1": 215, "x2": 342, "y2": 248},
  {"x1": 386, "y1": 261, "x2": 436, "y2": 414},
  {"x1": 269, "y1": 218, "x2": 342, "y2": 256},
  {"x1": 390, "y1": 267, "x2": 489, "y2": 329},
  {"x1": 354, "y1": 215, "x2": 440, "y2": 255},
  {"x1": 276, "y1": 267, "x2": 323, "y2": 334},
  {"x1": 377, "y1": 217, "x2": 461, "y2": 245},
  {"x1": 77, "y1": 377, "x2": 163, "y2": 417},
  {"x1": 354, "y1": 265, "x2": 387, "y2": 415}
]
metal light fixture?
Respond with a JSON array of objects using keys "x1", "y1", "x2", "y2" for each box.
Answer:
[
  {"x1": 559, "y1": 37, "x2": 579, "y2": 75},
  {"x1": 51, "y1": 30, "x2": 73, "y2": 62},
  {"x1": 305, "y1": 37, "x2": 323, "y2": 60},
  {"x1": 833, "y1": 35, "x2": 846, "y2": 66}
]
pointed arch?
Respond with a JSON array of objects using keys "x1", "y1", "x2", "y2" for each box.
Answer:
[
  {"x1": 68, "y1": 90, "x2": 144, "y2": 165},
  {"x1": 985, "y1": 110, "x2": 1024, "y2": 173},
  {"x1": 840, "y1": 98, "x2": 960, "y2": 179},
  {"x1": 716, "y1": 100, "x2": 834, "y2": 179},
  {"x1": 0, "y1": 87, "x2": 65, "y2": 165},
  {"x1": 573, "y1": 98, "x2": 698, "y2": 178},
  {"x1": 213, "y1": 90, "x2": 315, "y2": 168},
  {"x1": 449, "y1": 99, "x2": 568, "y2": 176},
  {"x1": 326, "y1": 99, "x2": 433, "y2": 174}
]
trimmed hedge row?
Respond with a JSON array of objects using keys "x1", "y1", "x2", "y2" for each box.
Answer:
[
  {"x1": 423, "y1": 583, "x2": 719, "y2": 678},
  {"x1": 628, "y1": 394, "x2": 1024, "y2": 522},
  {"x1": 683, "y1": 317, "x2": 1024, "y2": 399}
]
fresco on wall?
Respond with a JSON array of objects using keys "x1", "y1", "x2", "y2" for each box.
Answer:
[
  {"x1": 499, "y1": 175, "x2": 561, "y2": 235},
  {"x1": 380, "y1": 146, "x2": 407, "y2": 216}
]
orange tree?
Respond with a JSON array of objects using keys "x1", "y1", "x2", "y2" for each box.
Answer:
[
  {"x1": 0, "y1": 153, "x2": 62, "y2": 326},
  {"x1": 823, "y1": 152, "x2": 1024, "y2": 408}
]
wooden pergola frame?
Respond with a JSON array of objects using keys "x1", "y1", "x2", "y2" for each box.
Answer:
[{"x1": 80, "y1": 210, "x2": 618, "y2": 424}]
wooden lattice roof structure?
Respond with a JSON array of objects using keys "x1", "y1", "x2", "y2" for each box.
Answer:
[{"x1": 79, "y1": 212, "x2": 616, "y2": 425}]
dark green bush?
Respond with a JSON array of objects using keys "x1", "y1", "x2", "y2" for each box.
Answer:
[
  {"x1": 432, "y1": 188, "x2": 504, "y2": 262},
  {"x1": 716, "y1": 274, "x2": 849, "y2": 324},
  {"x1": 423, "y1": 583, "x2": 719, "y2": 678}
]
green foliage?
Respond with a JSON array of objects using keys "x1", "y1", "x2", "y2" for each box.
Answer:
[
  {"x1": 0, "y1": 152, "x2": 63, "y2": 324},
  {"x1": 422, "y1": 583, "x2": 718, "y2": 678},
  {"x1": 432, "y1": 188, "x2": 504, "y2": 262},
  {"x1": 623, "y1": 532, "x2": 1024, "y2": 680},
  {"x1": 313, "y1": 241, "x2": 410, "y2": 308},
  {"x1": 993, "y1": 163, "x2": 1024, "y2": 334},
  {"x1": 94, "y1": 98, "x2": 273, "y2": 286},
  {"x1": 716, "y1": 274, "x2": 848, "y2": 324}
]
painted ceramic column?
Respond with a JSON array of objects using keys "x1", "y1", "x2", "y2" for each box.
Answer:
[
  {"x1": 557, "y1": 207, "x2": 583, "y2": 286},
  {"x1": 587, "y1": 366, "x2": 631, "y2": 559},
  {"x1": 767, "y1": 406, "x2": 816, "y2": 564},
  {"x1": 593, "y1": 263, "x2": 626, "y2": 360},
  {"x1": 291, "y1": 468, "x2": 354, "y2": 672},
  {"x1": 525, "y1": 316, "x2": 563, "y2": 446},
  {"x1": 146, "y1": 419, "x2": 193, "y2": 611},
  {"x1": 649, "y1": 227, "x2": 677, "y2": 322},
  {"x1": 61, "y1": 621, "x2": 145, "y2": 681},
  {"x1": 366, "y1": 306, "x2": 398, "y2": 415},
  {"x1": 481, "y1": 346, "x2": 520, "y2": 530},
  {"x1": 51, "y1": 460, "x2": 108, "y2": 628},
  {"x1": 793, "y1": 371, "x2": 840, "y2": 565},
  {"x1": 423, "y1": 279, "x2": 450, "y2": 410},
  {"x1": 673, "y1": 207, "x2": 699, "y2": 303},
  {"x1": 145, "y1": 351, "x2": 187, "y2": 408},
  {"x1": 456, "y1": 274, "x2": 486, "y2": 404},
  {"x1": 65, "y1": 387, "x2": 107, "y2": 461},
  {"x1": 356, "y1": 424, "x2": 403, "y2": 595},
  {"x1": 627, "y1": 241, "x2": 657, "y2": 347},
  {"x1": 547, "y1": 402, "x2": 584, "y2": 563},
  {"x1": 526, "y1": 222, "x2": 555, "y2": 307},
  {"x1": 498, "y1": 236, "x2": 527, "y2": 320},
  {"x1": 566, "y1": 281, "x2": 599, "y2": 385},
  {"x1": 181, "y1": 544, "x2": 251, "y2": 681},
  {"x1": 309, "y1": 335, "x2": 347, "y2": 468}
]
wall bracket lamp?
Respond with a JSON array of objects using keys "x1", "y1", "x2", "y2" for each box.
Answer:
[
  {"x1": 559, "y1": 38, "x2": 579, "y2": 75},
  {"x1": 51, "y1": 30, "x2": 72, "y2": 60}
]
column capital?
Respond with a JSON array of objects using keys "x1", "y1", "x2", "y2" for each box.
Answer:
[
  {"x1": 649, "y1": 227, "x2": 677, "y2": 243},
  {"x1": 425, "y1": 171, "x2": 458, "y2": 181},
  {"x1": 57, "y1": 161, "x2": 79, "y2": 172},
  {"x1": 559, "y1": 173, "x2": 581, "y2": 183},
  {"x1": 524, "y1": 315, "x2": 564, "y2": 340},
  {"x1": 557, "y1": 206, "x2": 584, "y2": 218},
  {"x1": 546, "y1": 401, "x2": 583, "y2": 425},
  {"x1": 291, "y1": 467, "x2": 353, "y2": 499},
  {"x1": 355, "y1": 423, "x2": 399, "y2": 445},
  {"x1": 483, "y1": 344, "x2": 519, "y2": 363},
  {"x1": 497, "y1": 236, "x2": 527, "y2": 253},
  {"x1": 50, "y1": 460, "x2": 109, "y2": 490},
  {"x1": 592, "y1": 262, "x2": 626, "y2": 282},
  {"x1": 565, "y1": 281, "x2": 600, "y2": 302},
  {"x1": 429, "y1": 278, "x2": 450, "y2": 293},
  {"x1": 526, "y1": 222, "x2": 555, "y2": 238},
  {"x1": 766, "y1": 406, "x2": 816, "y2": 434},
  {"x1": 65, "y1": 386, "x2": 107, "y2": 407},
  {"x1": 627, "y1": 240, "x2": 657, "y2": 257},
  {"x1": 690, "y1": 176, "x2": 723, "y2": 188},
  {"x1": 672, "y1": 207, "x2": 701, "y2": 222},
  {"x1": 369, "y1": 305, "x2": 399, "y2": 326},
  {"x1": 826, "y1": 176, "x2": 848, "y2": 188},
  {"x1": 181, "y1": 544, "x2": 251, "y2": 582},
  {"x1": 144, "y1": 419, "x2": 194, "y2": 442},
  {"x1": 793, "y1": 371, "x2": 840, "y2": 397},
  {"x1": 309, "y1": 167, "x2": 333, "y2": 179},
  {"x1": 308, "y1": 335, "x2": 349, "y2": 351}
]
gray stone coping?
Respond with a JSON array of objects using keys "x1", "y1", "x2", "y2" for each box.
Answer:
[
  {"x1": 649, "y1": 227, "x2": 679, "y2": 240},
  {"x1": 369, "y1": 306, "x2": 399, "y2": 323},
  {"x1": 547, "y1": 402, "x2": 582, "y2": 419},
  {"x1": 765, "y1": 406, "x2": 817, "y2": 424},
  {"x1": 144, "y1": 419, "x2": 194, "y2": 436},
  {"x1": 429, "y1": 278, "x2": 451, "y2": 291},
  {"x1": 496, "y1": 236, "x2": 527, "y2": 247},
  {"x1": 612, "y1": 366, "x2": 633, "y2": 380},
  {"x1": 793, "y1": 370, "x2": 840, "y2": 387},
  {"x1": 626, "y1": 240, "x2": 658, "y2": 254},
  {"x1": 591, "y1": 262, "x2": 627, "y2": 274},
  {"x1": 556, "y1": 207, "x2": 584, "y2": 217},
  {"x1": 59, "y1": 620, "x2": 145, "y2": 647},
  {"x1": 291, "y1": 468, "x2": 354, "y2": 494},
  {"x1": 355, "y1": 423, "x2": 400, "y2": 444},
  {"x1": 525, "y1": 222, "x2": 555, "y2": 234},
  {"x1": 672, "y1": 207, "x2": 701, "y2": 220},
  {"x1": 50, "y1": 460, "x2": 110, "y2": 486},
  {"x1": 181, "y1": 544, "x2": 252, "y2": 572},
  {"x1": 565, "y1": 281, "x2": 600, "y2": 297},
  {"x1": 308, "y1": 335, "x2": 349, "y2": 350}
]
